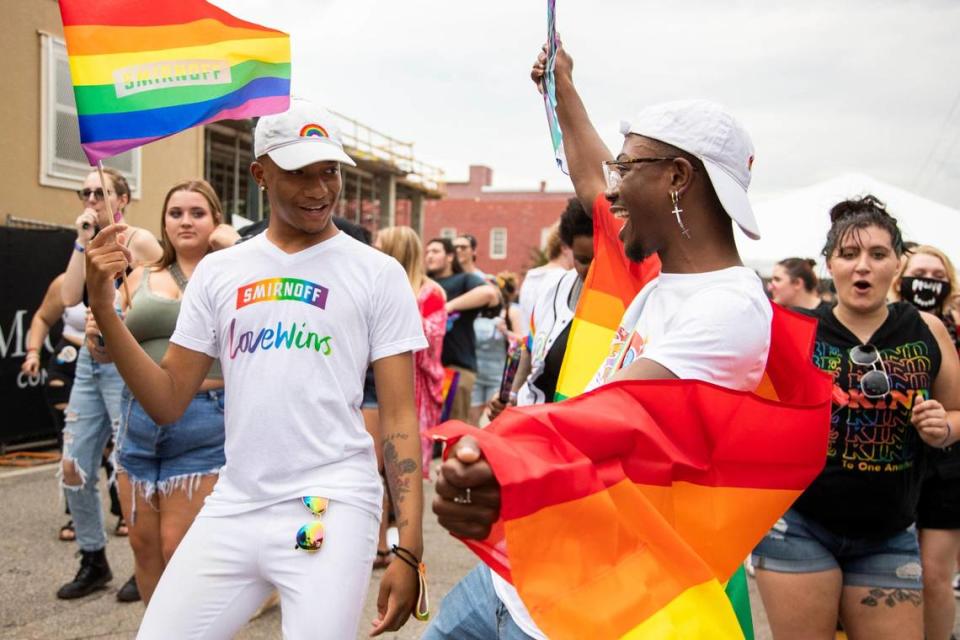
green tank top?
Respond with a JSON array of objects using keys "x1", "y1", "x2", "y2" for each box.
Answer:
[{"x1": 124, "y1": 268, "x2": 222, "y2": 380}]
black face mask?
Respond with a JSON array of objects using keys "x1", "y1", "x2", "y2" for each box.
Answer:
[{"x1": 899, "y1": 276, "x2": 951, "y2": 312}]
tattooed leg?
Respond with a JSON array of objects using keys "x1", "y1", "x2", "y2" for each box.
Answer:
[{"x1": 841, "y1": 586, "x2": 922, "y2": 640}]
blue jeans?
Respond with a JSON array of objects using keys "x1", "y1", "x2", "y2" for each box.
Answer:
[
  {"x1": 117, "y1": 389, "x2": 225, "y2": 522},
  {"x1": 422, "y1": 565, "x2": 535, "y2": 640},
  {"x1": 752, "y1": 508, "x2": 922, "y2": 590},
  {"x1": 61, "y1": 347, "x2": 124, "y2": 552}
]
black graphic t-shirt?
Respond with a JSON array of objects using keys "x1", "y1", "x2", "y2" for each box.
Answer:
[{"x1": 793, "y1": 302, "x2": 942, "y2": 538}]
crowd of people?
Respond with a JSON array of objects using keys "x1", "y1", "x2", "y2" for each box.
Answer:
[{"x1": 17, "y1": 41, "x2": 960, "y2": 640}]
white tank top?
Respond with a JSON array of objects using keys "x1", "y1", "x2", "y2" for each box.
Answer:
[{"x1": 61, "y1": 302, "x2": 87, "y2": 342}]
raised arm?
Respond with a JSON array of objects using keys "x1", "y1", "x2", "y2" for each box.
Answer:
[
  {"x1": 370, "y1": 351, "x2": 424, "y2": 635},
  {"x1": 62, "y1": 208, "x2": 98, "y2": 306},
  {"x1": 531, "y1": 43, "x2": 613, "y2": 214},
  {"x1": 85, "y1": 225, "x2": 211, "y2": 425}
]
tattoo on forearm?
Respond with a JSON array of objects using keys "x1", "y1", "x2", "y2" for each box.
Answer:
[
  {"x1": 860, "y1": 588, "x2": 922, "y2": 608},
  {"x1": 383, "y1": 434, "x2": 418, "y2": 514}
]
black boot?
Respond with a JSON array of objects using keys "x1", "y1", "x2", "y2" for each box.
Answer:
[
  {"x1": 116, "y1": 575, "x2": 141, "y2": 602},
  {"x1": 56, "y1": 548, "x2": 112, "y2": 599}
]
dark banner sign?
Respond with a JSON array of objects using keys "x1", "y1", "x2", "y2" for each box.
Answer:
[{"x1": 1, "y1": 227, "x2": 74, "y2": 446}]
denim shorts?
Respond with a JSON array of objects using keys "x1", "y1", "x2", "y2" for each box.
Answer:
[
  {"x1": 471, "y1": 380, "x2": 499, "y2": 407},
  {"x1": 117, "y1": 388, "x2": 226, "y2": 499},
  {"x1": 751, "y1": 508, "x2": 922, "y2": 590}
]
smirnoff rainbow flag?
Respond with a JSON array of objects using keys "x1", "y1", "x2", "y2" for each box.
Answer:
[{"x1": 58, "y1": 0, "x2": 291, "y2": 164}]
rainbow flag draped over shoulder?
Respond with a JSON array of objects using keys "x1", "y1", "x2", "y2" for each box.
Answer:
[
  {"x1": 553, "y1": 196, "x2": 660, "y2": 400},
  {"x1": 434, "y1": 304, "x2": 832, "y2": 638},
  {"x1": 58, "y1": 0, "x2": 291, "y2": 163}
]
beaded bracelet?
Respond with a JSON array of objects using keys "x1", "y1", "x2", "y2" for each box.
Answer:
[{"x1": 391, "y1": 545, "x2": 430, "y2": 621}]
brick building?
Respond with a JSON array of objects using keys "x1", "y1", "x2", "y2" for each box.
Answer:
[{"x1": 423, "y1": 165, "x2": 574, "y2": 279}]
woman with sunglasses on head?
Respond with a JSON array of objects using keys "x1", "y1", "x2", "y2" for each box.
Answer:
[
  {"x1": 890, "y1": 244, "x2": 960, "y2": 640},
  {"x1": 110, "y1": 180, "x2": 229, "y2": 605},
  {"x1": 55, "y1": 167, "x2": 163, "y2": 602},
  {"x1": 752, "y1": 196, "x2": 960, "y2": 640}
]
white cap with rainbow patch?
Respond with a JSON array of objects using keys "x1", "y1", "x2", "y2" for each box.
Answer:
[{"x1": 254, "y1": 98, "x2": 356, "y2": 169}]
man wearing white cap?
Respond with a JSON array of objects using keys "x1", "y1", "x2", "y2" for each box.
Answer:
[
  {"x1": 426, "y1": 45, "x2": 772, "y2": 639},
  {"x1": 84, "y1": 99, "x2": 427, "y2": 638}
]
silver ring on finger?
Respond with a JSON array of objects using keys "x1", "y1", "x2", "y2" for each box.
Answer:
[{"x1": 452, "y1": 487, "x2": 472, "y2": 505}]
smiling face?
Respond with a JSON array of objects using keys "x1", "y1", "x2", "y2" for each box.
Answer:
[
  {"x1": 605, "y1": 136, "x2": 676, "y2": 263},
  {"x1": 827, "y1": 225, "x2": 900, "y2": 315},
  {"x1": 251, "y1": 156, "x2": 341, "y2": 236},
  {"x1": 164, "y1": 190, "x2": 218, "y2": 255},
  {"x1": 767, "y1": 264, "x2": 803, "y2": 306}
]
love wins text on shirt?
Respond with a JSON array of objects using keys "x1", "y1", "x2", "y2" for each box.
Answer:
[{"x1": 227, "y1": 318, "x2": 333, "y2": 359}]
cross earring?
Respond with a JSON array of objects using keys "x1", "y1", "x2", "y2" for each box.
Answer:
[{"x1": 671, "y1": 191, "x2": 690, "y2": 239}]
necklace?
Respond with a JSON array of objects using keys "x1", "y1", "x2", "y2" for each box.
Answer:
[{"x1": 168, "y1": 262, "x2": 189, "y2": 291}]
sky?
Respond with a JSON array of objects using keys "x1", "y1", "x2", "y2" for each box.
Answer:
[{"x1": 214, "y1": 0, "x2": 960, "y2": 207}]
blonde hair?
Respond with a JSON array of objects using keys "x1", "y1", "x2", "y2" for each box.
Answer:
[
  {"x1": 891, "y1": 244, "x2": 958, "y2": 314},
  {"x1": 544, "y1": 223, "x2": 564, "y2": 260},
  {"x1": 377, "y1": 226, "x2": 427, "y2": 293}
]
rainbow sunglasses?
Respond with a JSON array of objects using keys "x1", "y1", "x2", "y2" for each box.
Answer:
[{"x1": 294, "y1": 496, "x2": 328, "y2": 551}]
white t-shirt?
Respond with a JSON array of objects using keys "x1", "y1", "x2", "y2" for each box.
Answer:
[
  {"x1": 517, "y1": 270, "x2": 578, "y2": 407},
  {"x1": 518, "y1": 266, "x2": 566, "y2": 330},
  {"x1": 170, "y1": 231, "x2": 427, "y2": 518},
  {"x1": 493, "y1": 265, "x2": 773, "y2": 638}
]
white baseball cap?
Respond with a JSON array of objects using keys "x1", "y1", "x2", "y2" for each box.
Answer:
[
  {"x1": 254, "y1": 98, "x2": 356, "y2": 170},
  {"x1": 620, "y1": 100, "x2": 760, "y2": 240}
]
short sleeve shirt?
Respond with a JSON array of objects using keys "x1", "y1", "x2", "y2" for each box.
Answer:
[{"x1": 171, "y1": 232, "x2": 427, "y2": 517}]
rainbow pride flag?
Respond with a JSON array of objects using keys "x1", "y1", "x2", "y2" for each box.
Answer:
[
  {"x1": 553, "y1": 196, "x2": 660, "y2": 401},
  {"x1": 434, "y1": 303, "x2": 832, "y2": 638},
  {"x1": 58, "y1": 0, "x2": 291, "y2": 164}
]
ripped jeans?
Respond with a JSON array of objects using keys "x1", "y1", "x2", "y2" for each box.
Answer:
[
  {"x1": 61, "y1": 347, "x2": 124, "y2": 552},
  {"x1": 116, "y1": 388, "x2": 225, "y2": 523}
]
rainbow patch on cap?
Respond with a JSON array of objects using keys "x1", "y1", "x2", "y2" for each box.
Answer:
[{"x1": 299, "y1": 123, "x2": 329, "y2": 138}]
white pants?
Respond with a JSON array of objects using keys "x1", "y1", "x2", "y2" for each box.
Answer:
[{"x1": 137, "y1": 498, "x2": 378, "y2": 639}]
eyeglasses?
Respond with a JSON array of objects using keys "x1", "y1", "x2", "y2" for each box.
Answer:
[
  {"x1": 76, "y1": 188, "x2": 111, "y2": 202},
  {"x1": 601, "y1": 157, "x2": 679, "y2": 190},
  {"x1": 850, "y1": 344, "x2": 890, "y2": 399},
  {"x1": 294, "y1": 496, "x2": 329, "y2": 551}
]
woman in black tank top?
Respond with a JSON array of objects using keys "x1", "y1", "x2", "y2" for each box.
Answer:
[
  {"x1": 891, "y1": 244, "x2": 960, "y2": 639},
  {"x1": 753, "y1": 196, "x2": 960, "y2": 640}
]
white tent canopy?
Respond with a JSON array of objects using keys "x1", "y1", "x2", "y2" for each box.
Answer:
[{"x1": 736, "y1": 173, "x2": 960, "y2": 277}]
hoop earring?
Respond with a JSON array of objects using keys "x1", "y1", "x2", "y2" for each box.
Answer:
[{"x1": 671, "y1": 191, "x2": 690, "y2": 239}]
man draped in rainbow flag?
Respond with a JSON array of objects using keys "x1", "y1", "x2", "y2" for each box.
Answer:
[{"x1": 426, "y1": 43, "x2": 832, "y2": 640}]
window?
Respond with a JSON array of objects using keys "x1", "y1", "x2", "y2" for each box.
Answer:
[
  {"x1": 440, "y1": 227, "x2": 457, "y2": 239},
  {"x1": 490, "y1": 228, "x2": 507, "y2": 259},
  {"x1": 205, "y1": 123, "x2": 259, "y2": 223},
  {"x1": 40, "y1": 34, "x2": 141, "y2": 195}
]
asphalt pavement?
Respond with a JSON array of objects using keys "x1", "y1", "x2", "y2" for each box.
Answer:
[{"x1": 2, "y1": 461, "x2": 958, "y2": 639}]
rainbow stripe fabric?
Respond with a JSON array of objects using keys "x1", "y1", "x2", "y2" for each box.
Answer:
[
  {"x1": 433, "y1": 194, "x2": 833, "y2": 638},
  {"x1": 553, "y1": 196, "x2": 660, "y2": 401},
  {"x1": 435, "y1": 305, "x2": 832, "y2": 638},
  {"x1": 58, "y1": 0, "x2": 291, "y2": 164}
]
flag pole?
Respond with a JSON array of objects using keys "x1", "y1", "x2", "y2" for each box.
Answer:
[{"x1": 95, "y1": 160, "x2": 132, "y2": 308}]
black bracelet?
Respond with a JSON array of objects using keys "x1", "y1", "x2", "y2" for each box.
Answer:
[{"x1": 391, "y1": 545, "x2": 421, "y2": 571}]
